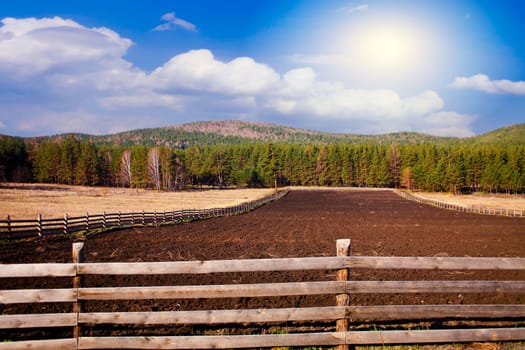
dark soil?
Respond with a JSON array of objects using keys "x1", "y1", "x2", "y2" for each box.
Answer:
[{"x1": 1, "y1": 190, "x2": 524, "y2": 340}]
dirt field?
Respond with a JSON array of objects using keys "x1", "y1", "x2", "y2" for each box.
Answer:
[
  {"x1": 1, "y1": 190, "x2": 524, "y2": 345},
  {"x1": 0, "y1": 183, "x2": 274, "y2": 219}
]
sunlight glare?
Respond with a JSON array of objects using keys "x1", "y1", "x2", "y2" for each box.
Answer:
[{"x1": 335, "y1": 17, "x2": 437, "y2": 87}]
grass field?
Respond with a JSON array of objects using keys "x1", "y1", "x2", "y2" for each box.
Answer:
[
  {"x1": 414, "y1": 191, "x2": 525, "y2": 210},
  {"x1": 0, "y1": 183, "x2": 274, "y2": 219}
]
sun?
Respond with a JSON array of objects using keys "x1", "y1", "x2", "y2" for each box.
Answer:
[
  {"x1": 336, "y1": 18, "x2": 435, "y2": 86},
  {"x1": 358, "y1": 26, "x2": 419, "y2": 70}
]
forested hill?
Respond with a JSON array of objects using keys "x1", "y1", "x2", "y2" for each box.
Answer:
[
  {"x1": 463, "y1": 123, "x2": 525, "y2": 145},
  {"x1": 1, "y1": 121, "x2": 524, "y2": 193},
  {"x1": 9, "y1": 120, "x2": 525, "y2": 147},
  {"x1": 23, "y1": 120, "x2": 462, "y2": 147}
]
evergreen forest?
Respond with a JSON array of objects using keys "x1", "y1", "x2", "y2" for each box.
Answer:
[{"x1": 1, "y1": 134, "x2": 524, "y2": 194}]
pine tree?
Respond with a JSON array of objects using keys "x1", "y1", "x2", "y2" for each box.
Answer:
[
  {"x1": 58, "y1": 135, "x2": 80, "y2": 184},
  {"x1": 316, "y1": 145, "x2": 330, "y2": 185},
  {"x1": 33, "y1": 141, "x2": 61, "y2": 183},
  {"x1": 387, "y1": 144, "x2": 401, "y2": 187},
  {"x1": 75, "y1": 141, "x2": 99, "y2": 186},
  {"x1": 131, "y1": 146, "x2": 148, "y2": 188}
]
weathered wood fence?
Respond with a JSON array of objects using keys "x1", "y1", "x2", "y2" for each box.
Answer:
[
  {"x1": 1, "y1": 239, "x2": 524, "y2": 349},
  {"x1": 394, "y1": 190, "x2": 525, "y2": 217},
  {"x1": 0, "y1": 189, "x2": 289, "y2": 239}
]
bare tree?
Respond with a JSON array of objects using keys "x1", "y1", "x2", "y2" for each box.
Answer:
[
  {"x1": 173, "y1": 156, "x2": 185, "y2": 190},
  {"x1": 148, "y1": 147, "x2": 161, "y2": 190},
  {"x1": 120, "y1": 149, "x2": 132, "y2": 187}
]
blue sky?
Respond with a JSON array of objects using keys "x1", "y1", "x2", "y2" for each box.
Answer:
[{"x1": 0, "y1": 0, "x2": 524, "y2": 137}]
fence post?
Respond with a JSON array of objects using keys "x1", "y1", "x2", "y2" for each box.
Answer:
[
  {"x1": 102, "y1": 212, "x2": 107, "y2": 229},
  {"x1": 118, "y1": 211, "x2": 122, "y2": 226},
  {"x1": 142, "y1": 210, "x2": 145, "y2": 225},
  {"x1": 85, "y1": 212, "x2": 89, "y2": 232},
  {"x1": 63, "y1": 213, "x2": 69, "y2": 236},
  {"x1": 37, "y1": 214, "x2": 43, "y2": 237},
  {"x1": 336, "y1": 239, "x2": 350, "y2": 350},
  {"x1": 72, "y1": 242, "x2": 84, "y2": 343}
]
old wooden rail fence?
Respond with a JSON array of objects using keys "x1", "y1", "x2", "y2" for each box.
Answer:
[
  {"x1": 0, "y1": 189, "x2": 289, "y2": 240},
  {"x1": 394, "y1": 190, "x2": 525, "y2": 217},
  {"x1": 1, "y1": 239, "x2": 524, "y2": 349}
]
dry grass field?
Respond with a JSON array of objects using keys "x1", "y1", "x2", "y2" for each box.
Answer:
[
  {"x1": 0, "y1": 183, "x2": 274, "y2": 219},
  {"x1": 414, "y1": 191, "x2": 525, "y2": 210}
]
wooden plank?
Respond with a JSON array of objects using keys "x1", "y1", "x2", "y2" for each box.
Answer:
[
  {"x1": 0, "y1": 219, "x2": 37, "y2": 223},
  {"x1": 75, "y1": 256, "x2": 525, "y2": 276},
  {"x1": 0, "y1": 338, "x2": 77, "y2": 350},
  {"x1": 78, "y1": 332, "x2": 346, "y2": 349},
  {"x1": 78, "y1": 257, "x2": 346, "y2": 275},
  {"x1": 347, "y1": 256, "x2": 525, "y2": 270},
  {"x1": 79, "y1": 306, "x2": 345, "y2": 325},
  {"x1": 346, "y1": 280, "x2": 525, "y2": 294},
  {"x1": 79, "y1": 281, "x2": 344, "y2": 300},
  {"x1": 347, "y1": 304, "x2": 525, "y2": 321},
  {"x1": 0, "y1": 288, "x2": 76, "y2": 304},
  {"x1": 346, "y1": 328, "x2": 525, "y2": 344},
  {"x1": 2, "y1": 224, "x2": 38, "y2": 229},
  {"x1": 0, "y1": 264, "x2": 76, "y2": 278},
  {"x1": 0, "y1": 313, "x2": 77, "y2": 328}
]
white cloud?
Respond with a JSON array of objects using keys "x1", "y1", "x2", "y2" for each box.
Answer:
[
  {"x1": 450, "y1": 74, "x2": 525, "y2": 95},
  {"x1": 0, "y1": 16, "x2": 475, "y2": 137},
  {"x1": 15, "y1": 110, "x2": 101, "y2": 135},
  {"x1": 99, "y1": 93, "x2": 183, "y2": 111},
  {"x1": 267, "y1": 70, "x2": 443, "y2": 120},
  {"x1": 418, "y1": 111, "x2": 475, "y2": 137},
  {"x1": 0, "y1": 17, "x2": 132, "y2": 79},
  {"x1": 262, "y1": 69, "x2": 474, "y2": 136},
  {"x1": 153, "y1": 12, "x2": 197, "y2": 32},
  {"x1": 339, "y1": 4, "x2": 369, "y2": 13},
  {"x1": 149, "y1": 49, "x2": 280, "y2": 95}
]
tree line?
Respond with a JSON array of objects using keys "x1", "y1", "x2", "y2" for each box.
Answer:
[{"x1": 1, "y1": 135, "x2": 524, "y2": 194}]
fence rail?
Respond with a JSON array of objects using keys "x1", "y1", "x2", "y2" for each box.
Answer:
[
  {"x1": 0, "y1": 239, "x2": 524, "y2": 349},
  {"x1": 394, "y1": 190, "x2": 525, "y2": 217},
  {"x1": 0, "y1": 189, "x2": 289, "y2": 239}
]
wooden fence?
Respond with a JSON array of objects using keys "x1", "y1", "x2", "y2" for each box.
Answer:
[
  {"x1": 1, "y1": 239, "x2": 524, "y2": 349},
  {"x1": 0, "y1": 189, "x2": 289, "y2": 239},
  {"x1": 394, "y1": 190, "x2": 525, "y2": 217}
]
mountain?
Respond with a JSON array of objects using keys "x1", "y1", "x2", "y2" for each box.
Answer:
[{"x1": 11, "y1": 120, "x2": 525, "y2": 147}]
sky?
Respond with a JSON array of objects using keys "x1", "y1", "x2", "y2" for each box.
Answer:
[{"x1": 0, "y1": 0, "x2": 524, "y2": 137}]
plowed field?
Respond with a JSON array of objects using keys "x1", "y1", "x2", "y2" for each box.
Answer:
[{"x1": 1, "y1": 190, "x2": 524, "y2": 340}]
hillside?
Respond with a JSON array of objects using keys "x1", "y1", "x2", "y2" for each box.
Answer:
[
  {"x1": 6, "y1": 120, "x2": 525, "y2": 147},
  {"x1": 23, "y1": 120, "x2": 460, "y2": 147},
  {"x1": 463, "y1": 123, "x2": 525, "y2": 145}
]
